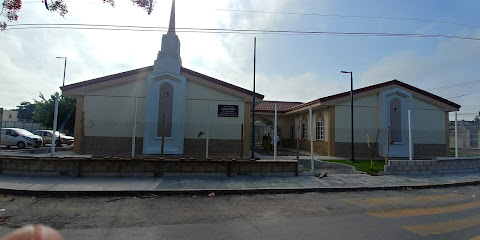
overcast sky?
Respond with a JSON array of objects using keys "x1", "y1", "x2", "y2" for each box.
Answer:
[{"x1": 1, "y1": 0, "x2": 479, "y2": 120}]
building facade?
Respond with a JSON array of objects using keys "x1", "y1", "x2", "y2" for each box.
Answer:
[{"x1": 62, "y1": 0, "x2": 460, "y2": 158}]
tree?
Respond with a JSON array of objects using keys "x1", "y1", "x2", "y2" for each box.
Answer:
[
  {"x1": 33, "y1": 93, "x2": 76, "y2": 133},
  {"x1": 16, "y1": 101, "x2": 36, "y2": 120},
  {"x1": 1, "y1": 0, "x2": 156, "y2": 31},
  {"x1": 474, "y1": 111, "x2": 480, "y2": 125}
]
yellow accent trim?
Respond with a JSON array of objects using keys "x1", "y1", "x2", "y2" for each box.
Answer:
[
  {"x1": 369, "y1": 200, "x2": 480, "y2": 218},
  {"x1": 403, "y1": 214, "x2": 480, "y2": 236},
  {"x1": 343, "y1": 193, "x2": 461, "y2": 205}
]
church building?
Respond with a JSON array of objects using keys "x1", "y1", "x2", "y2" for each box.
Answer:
[{"x1": 62, "y1": 0, "x2": 460, "y2": 158}]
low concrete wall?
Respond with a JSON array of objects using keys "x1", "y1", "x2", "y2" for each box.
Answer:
[
  {"x1": 0, "y1": 156, "x2": 297, "y2": 177},
  {"x1": 82, "y1": 137, "x2": 243, "y2": 157},
  {"x1": 384, "y1": 157, "x2": 480, "y2": 175}
]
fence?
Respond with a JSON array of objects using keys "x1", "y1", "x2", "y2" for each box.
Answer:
[
  {"x1": 450, "y1": 124, "x2": 480, "y2": 157},
  {"x1": 79, "y1": 95, "x2": 247, "y2": 159},
  {"x1": 1, "y1": 121, "x2": 46, "y2": 132}
]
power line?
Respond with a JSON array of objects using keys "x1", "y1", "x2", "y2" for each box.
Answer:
[
  {"x1": 5, "y1": 23, "x2": 480, "y2": 41},
  {"x1": 456, "y1": 112, "x2": 479, "y2": 115},
  {"x1": 217, "y1": 9, "x2": 480, "y2": 30},
  {"x1": 427, "y1": 79, "x2": 480, "y2": 90},
  {"x1": 448, "y1": 90, "x2": 480, "y2": 99}
]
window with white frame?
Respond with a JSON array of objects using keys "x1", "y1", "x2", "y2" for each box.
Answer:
[
  {"x1": 316, "y1": 113, "x2": 325, "y2": 140},
  {"x1": 301, "y1": 116, "x2": 307, "y2": 139}
]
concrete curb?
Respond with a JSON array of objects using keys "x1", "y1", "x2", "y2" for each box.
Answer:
[{"x1": 1, "y1": 180, "x2": 480, "y2": 197}]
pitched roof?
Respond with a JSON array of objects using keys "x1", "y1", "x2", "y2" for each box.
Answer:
[
  {"x1": 285, "y1": 79, "x2": 460, "y2": 112},
  {"x1": 61, "y1": 66, "x2": 264, "y2": 99},
  {"x1": 255, "y1": 101, "x2": 303, "y2": 113}
]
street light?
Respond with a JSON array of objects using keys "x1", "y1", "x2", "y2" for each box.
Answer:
[
  {"x1": 51, "y1": 56, "x2": 67, "y2": 156},
  {"x1": 341, "y1": 71, "x2": 356, "y2": 163},
  {"x1": 56, "y1": 57, "x2": 67, "y2": 87}
]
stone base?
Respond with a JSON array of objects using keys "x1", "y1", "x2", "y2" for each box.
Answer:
[
  {"x1": 0, "y1": 156, "x2": 298, "y2": 177},
  {"x1": 384, "y1": 157, "x2": 480, "y2": 175}
]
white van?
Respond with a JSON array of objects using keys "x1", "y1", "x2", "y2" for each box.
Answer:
[{"x1": 0, "y1": 128, "x2": 43, "y2": 149}]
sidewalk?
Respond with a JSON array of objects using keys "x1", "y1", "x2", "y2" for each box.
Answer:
[{"x1": 0, "y1": 172, "x2": 480, "y2": 195}]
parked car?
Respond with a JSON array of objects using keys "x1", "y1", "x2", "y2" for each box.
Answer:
[
  {"x1": 0, "y1": 128, "x2": 43, "y2": 149},
  {"x1": 32, "y1": 130, "x2": 74, "y2": 146}
]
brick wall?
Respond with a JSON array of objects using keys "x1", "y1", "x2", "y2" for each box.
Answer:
[
  {"x1": 0, "y1": 156, "x2": 297, "y2": 177},
  {"x1": 384, "y1": 157, "x2": 480, "y2": 175}
]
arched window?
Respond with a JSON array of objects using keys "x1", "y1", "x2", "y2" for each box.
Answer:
[
  {"x1": 157, "y1": 83, "x2": 173, "y2": 137},
  {"x1": 301, "y1": 116, "x2": 308, "y2": 139},
  {"x1": 390, "y1": 98, "x2": 402, "y2": 143},
  {"x1": 316, "y1": 113, "x2": 325, "y2": 141},
  {"x1": 290, "y1": 119, "x2": 296, "y2": 139}
]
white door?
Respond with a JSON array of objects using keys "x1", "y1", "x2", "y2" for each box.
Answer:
[{"x1": 3, "y1": 129, "x2": 16, "y2": 146}]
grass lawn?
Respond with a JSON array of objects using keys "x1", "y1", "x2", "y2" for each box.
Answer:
[{"x1": 324, "y1": 160, "x2": 385, "y2": 175}]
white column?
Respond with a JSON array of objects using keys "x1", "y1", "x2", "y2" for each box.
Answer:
[
  {"x1": 206, "y1": 103, "x2": 210, "y2": 159},
  {"x1": 455, "y1": 112, "x2": 458, "y2": 158},
  {"x1": 408, "y1": 110, "x2": 412, "y2": 161},
  {"x1": 309, "y1": 106, "x2": 314, "y2": 173},
  {"x1": 131, "y1": 97, "x2": 138, "y2": 158},
  {"x1": 274, "y1": 104, "x2": 277, "y2": 160},
  {"x1": 51, "y1": 92, "x2": 59, "y2": 157}
]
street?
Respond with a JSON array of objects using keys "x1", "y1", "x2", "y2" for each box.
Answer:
[{"x1": 1, "y1": 185, "x2": 480, "y2": 239}]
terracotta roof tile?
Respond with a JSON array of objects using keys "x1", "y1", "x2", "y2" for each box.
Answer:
[{"x1": 255, "y1": 101, "x2": 303, "y2": 113}]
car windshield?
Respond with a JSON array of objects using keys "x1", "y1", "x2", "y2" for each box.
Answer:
[{"x1": 15, "y1": 129, "x2": 34, "y2": 136}]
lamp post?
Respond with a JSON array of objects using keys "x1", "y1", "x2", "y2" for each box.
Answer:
[
  {"x1": 56, "y1": 57, "x2": 67, "y2": 86},
  {"x1": 250, "y1": 38, "x2": 256, "y2": 160},
  {"x1": 341, "y1": 71, "x2": 356, "y2": 163},
  {"x1": 51, "y1": 57, "x2": 67, "y2": 156}
]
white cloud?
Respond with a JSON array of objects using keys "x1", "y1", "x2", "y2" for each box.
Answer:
[{"x1": 359, "y1": 30, "x2": 480, "y2": 120}]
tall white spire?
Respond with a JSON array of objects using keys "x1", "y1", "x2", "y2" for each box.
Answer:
[
  {"x1": 154, "y1": 0, "x2": 181, "y2": 75},
  {"x1": 168, "y1": 0, "x2": 175, "y2": 34}
]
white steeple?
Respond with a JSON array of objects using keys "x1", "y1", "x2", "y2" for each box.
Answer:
[{"x1": 154, "y1": 0, "x2": 182, "y2": 75}]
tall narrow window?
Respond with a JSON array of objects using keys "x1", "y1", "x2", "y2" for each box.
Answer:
[
  {"x1": 390, "y1": 98, "x2": 402, "y2": 143},
  {"x1": 290, "y1": 120, "x2": 295, "y2": 139},
  {"x1": 316, "y1": 113, "x2": 325, "y2": 140},
  {"x1": 157, "y1": 83, "x2": 174, "y2": 138},
  {"x1": 301, "y1": 116, "x2": 307, "y2": 139}
]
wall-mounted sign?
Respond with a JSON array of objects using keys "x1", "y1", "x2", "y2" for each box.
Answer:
[{"x1": 218, "y1": 105, "x2": 239, "y2": 117}]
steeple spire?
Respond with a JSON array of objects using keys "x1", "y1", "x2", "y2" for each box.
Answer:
[
  {"x1": 168, "y1": 0, "x2": 175, "y2": 34},
  {"x1": 153, "y1": 0, "x2": 181, "y2": 75}
]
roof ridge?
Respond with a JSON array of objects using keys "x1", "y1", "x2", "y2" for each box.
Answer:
[{"x1": 284, "y1": 79, "x2": 460, "y2": 112}]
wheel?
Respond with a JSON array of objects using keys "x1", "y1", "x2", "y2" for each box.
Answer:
[
  {"x1": 55, "y1": 140, "x2": 62, "y2": 147},
  {"x1": 17, "y1": 141, "x2": 26, "y2": 149}
]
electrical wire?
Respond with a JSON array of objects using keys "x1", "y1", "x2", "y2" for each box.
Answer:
[
  {"x1": 427, "y1": 79, "x2": 480, "y2": 90},
  {"x1": 5, "y1": 23, "x2": 480, "y2": 41},
  {"x1": 448, "y1": 90, "x2": 480, "y2": 99},
  {"x1": 217, "y1": 9, "x2": 480, "y2": 30}
]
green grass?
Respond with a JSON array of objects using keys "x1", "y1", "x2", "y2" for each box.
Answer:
[{"x1": 324, "y1": 160, "x2": 385, "y2": 175}]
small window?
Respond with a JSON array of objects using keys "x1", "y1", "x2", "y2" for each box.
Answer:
[
  {"x1": 316, "y1": 113, "x2": 325, "y2": 141},
  {"x1": 8, "y1": 114, "x2": 12, "y2": 119},
  {"x1": 301, "y1": 116, "x2": 307, "y2": 139}
]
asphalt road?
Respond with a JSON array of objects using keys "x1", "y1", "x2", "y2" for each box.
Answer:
[{"x1": 1, "y1": 185, "x2": 480, "y2": 239}]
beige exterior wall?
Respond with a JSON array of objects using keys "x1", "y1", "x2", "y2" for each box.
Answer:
[
  {"x1": 331, "y1": 93, "x2": 447, "y2": 145},
  {"x1": 2, "y1": 110, "x2": 18, "y2": 122},
  {"x1": 411, "y1": 98, "x2": 446, "y2": 144},
  {"x1": 185, "y1": 81, "x2": 245, "y2": 140},
  {"x1": 335, "y1": 94, "x2": 378, "y2": 143},
  {"x1": 81, "y1": 77, "x2": 246, "y2": 141}
]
